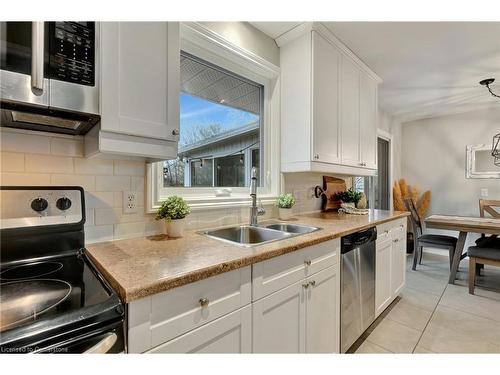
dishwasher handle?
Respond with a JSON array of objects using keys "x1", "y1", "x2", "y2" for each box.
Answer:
[{"x1": 341, "y1": 227, "x2": 377, "y2": 253}]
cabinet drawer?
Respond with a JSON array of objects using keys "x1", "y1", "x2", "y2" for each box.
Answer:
[
  {"x1": 147, "y1": 305, "x2": 252, "y2": 354},
  {"x1": 377, "y1": 218, "x2": 405, "y2": 243},
  {"x1": 390, "y1": 220, "x2": 406, "y2": 241},
  {"x1": 252, "y1": 239, "x2": 340, "y2": 301},
  {"x1": 127, "y1": 266, "x2": 251, "y2": 352}
]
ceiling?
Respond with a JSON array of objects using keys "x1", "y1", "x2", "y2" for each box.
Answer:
[{"x1": 250, "y1": 22, "x2": 500, "y2": 123}]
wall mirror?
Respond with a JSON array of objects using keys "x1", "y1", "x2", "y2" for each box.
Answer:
[{"x1": 466, "y1": 144, "x2": 500, "y2": 179}]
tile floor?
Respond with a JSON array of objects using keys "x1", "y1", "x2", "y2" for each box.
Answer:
[{"x1": 355, "y1": 251, "x2": 500, "y2": 353}]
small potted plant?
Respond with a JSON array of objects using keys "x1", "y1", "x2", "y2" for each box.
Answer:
[
  {"x1": 276, "y1": 193, "x2": 296, "y2": 220},
  {"x1": 334, "y1": 188, "x2": 363, "y2": 209},
  {"x1": 156, "y1": 195, "x2": 190, "y2": 238}
]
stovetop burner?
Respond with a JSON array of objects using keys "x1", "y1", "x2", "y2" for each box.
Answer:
[
  {"x1": 0, "y1": 261, "x2": 64, "y2": 281},
  {"x1": 0, "y1": 279, "x2": 72, "y2": 332}
]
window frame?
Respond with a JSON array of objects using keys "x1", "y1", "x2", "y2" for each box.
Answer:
[{"x1": 147, "y1": 22, "x2": 281, "y2": 212}]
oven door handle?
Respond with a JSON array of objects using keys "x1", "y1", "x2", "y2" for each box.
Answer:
[
  {"x1": 31, "y1": 21, "x2": 44, "y2": 95},
  {"x1": 84, "y1": 332, "x2": 118, "y2": 354}
]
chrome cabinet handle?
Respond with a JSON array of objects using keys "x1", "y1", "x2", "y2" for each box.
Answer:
[
  {"x1": 314, "y1": 154, "x2": 320, "y2": 160},
  {"x1": 172, "y1": 129, "x2": 179, "y2": 136},
  {"x1": 199, "y1": 298, "x2": 209, "y2": 307},
  {"x1": 304, "y1": 260, "x2": 311, "y2": 266},
  {"x1": 31, "y1": 22, "x2": 44, "y2": 95}
]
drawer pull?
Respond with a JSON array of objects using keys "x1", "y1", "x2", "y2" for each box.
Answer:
[
  {"x1": 199, "y1": 298, "x2": 209, "y2": 307},
  {"x1": 304, "y1": 260, "x2": 312, "y2": 266},
  {"x1": 302, "y1": 283, "x2": 310, "y2": 289},
  {"x1": 309, "y1": 280, "x2": 316, "y2": 287}
]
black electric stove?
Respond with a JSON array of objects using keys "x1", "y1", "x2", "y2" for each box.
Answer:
[{"x1": 0, "y1": 186, "x2": 125, "y2": 354}]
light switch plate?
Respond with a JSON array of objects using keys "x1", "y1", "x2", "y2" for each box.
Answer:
[
  {"x1": 481, "y1": 188, "x2": 489, "y2": 198},
  {"x1": 123, "y1": 191, "x2": 138, "y2": 214}
]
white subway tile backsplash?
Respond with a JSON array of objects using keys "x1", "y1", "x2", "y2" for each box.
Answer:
[
  {"x1": 51, "y1": 174, "x2": 95, "y2": 191},
  {"x1": 94, "y1": 208, "x2": 118, "y2": 225},
  {"x1": 85, "y1": 225, "x2": 114, "y2": 244},
  {"x1": 25, "y1": 154, "x2": 74, "y2": 173},
  {"x1": 113, "y1": 222, "x2": 147, "y2": 240},
  {"x1": 1, "y1": 152, "x2": 24, "y2": 172},
  {"x1": 131, "y1": 176, "x2": 145, "y2": 192},
  {"x1": 1, "y1": 131, "x2": 51, "y2": 154},
  {"x1": 85, "y1": 192, "x2": 115, "y2": 208},
  {"x1": 50, "y1": 138, "x2": 84, "y2": 157},
  {"x1": 1, "y1": 172, "x2": 51, "y2": 186},
  {"x1": 74, "y1": 158, "x2": 114, "y2": 175},
  {"x1": 114, "y1": 160, "x2": 146, "y2": 176},
  {"x1": 95, "y1": 175, "x2": 131, "y2": 191}
]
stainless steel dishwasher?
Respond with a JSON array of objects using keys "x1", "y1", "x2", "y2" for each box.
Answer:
[{"x1": 340, "y1": 227, "x2": 377, "y2": 352}]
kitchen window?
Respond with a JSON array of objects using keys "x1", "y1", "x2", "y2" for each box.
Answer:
[{"x1": 148, "y1": 24, "x2": 280, "y2": 211}]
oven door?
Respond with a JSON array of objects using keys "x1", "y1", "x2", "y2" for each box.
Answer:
[
  {"x1": 36, "y1": 320, "x2": 125, "y2": 354},
  {"x1": 0, "y1": 22, "x2": 50, "y2": 107}
]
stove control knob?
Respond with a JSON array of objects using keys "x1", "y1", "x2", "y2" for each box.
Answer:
[
  {"x1": 56, "y1": 197, "x2": 72, "y2": 211},
  {"x1": 31, "y1": 197, "x2": 48, "y2": 212}
]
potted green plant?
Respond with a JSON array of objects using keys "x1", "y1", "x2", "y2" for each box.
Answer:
[
  {"x1": 156, "y1": 195, "x2": 190, "y2": 238},
  {"x1": 276, "y1": 193, "x2": 296, "y2": 220},
  {"x1": 334, "y1": 188, "x2": 363, "y2": 209}
]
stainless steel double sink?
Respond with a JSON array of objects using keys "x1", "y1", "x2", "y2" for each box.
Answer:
[{"x1": 200, "y1": 221, "x2": 321, "y2": 247}]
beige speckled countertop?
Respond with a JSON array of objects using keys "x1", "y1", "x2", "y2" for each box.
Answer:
[{"x1": 86, "y1": 210, "x2": 409, "y2": 303}]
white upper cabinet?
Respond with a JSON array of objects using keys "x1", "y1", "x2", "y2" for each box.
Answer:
[
  {"x1": 85, "y1": 22, "x2": 180, "y2": 160},
  {"x1": 312, "y1": 31, "x2": 341, "y2": 164},
  {"x1": 360, "y1": 73, "x2": 378, "y2": 169},
  {"x1": 279, "y1": 23, "x2": 381, "y2": 176},
  {"x1": 340, "y1": 55, "x2": 361, "y2": 167}
]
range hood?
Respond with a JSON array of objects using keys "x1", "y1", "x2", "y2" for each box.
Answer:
[{"x1": 0, "y1": 100, "x2": 100, "y2": 136}]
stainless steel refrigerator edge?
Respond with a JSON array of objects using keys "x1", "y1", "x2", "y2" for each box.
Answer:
[{"x1": 340, "y1": 228, "x2": 376, "y2": 352}]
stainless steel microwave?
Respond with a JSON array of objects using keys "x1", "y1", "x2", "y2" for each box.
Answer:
[{"x1": 0, "y1": 22, "x2": 100, "y2": 135}]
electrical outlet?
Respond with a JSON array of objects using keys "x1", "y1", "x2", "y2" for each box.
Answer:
[
  {"x1": 123, "y1": 191, "x2": 138, "y2": 214},
  {"x1": 480, "y1": 188, "x2": 489, "y2": 198}
]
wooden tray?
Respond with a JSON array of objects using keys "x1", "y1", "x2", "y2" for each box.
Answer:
[{"x1": 315, "y1": 176, "x2": 347, "y2": 212}]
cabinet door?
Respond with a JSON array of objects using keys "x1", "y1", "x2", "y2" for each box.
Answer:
[
  {"x1": 359, "y1": 73, "x2": 378, "y2": 169},
  {"x1": 100, "y1": 22, "x2": 180, "y2": 140},
  {"x1": 375, "y1": 238, "x2": 392, "y2": 317},
  {"x1": 252, "y1": 281, "x2": 306, "y2": 353},
  {"x1": 340, "y1": 55, "x2": 361, "y2": 166},
  {"x1": 390, "y1": 231, "x2": 406, "y2": 297},
  {"x1": 148, "y1": 306, "x2": 251, "y2": 353},
  {"x1": 311, "y1": 31, "x2": 340, "y2": 164},
  {"x1": 305, "y1": 264, "x2": 340, "y2": 353}
]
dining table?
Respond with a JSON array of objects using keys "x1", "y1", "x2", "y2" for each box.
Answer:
[{"x1": 424, "y1": 215, "x2": 500, "y2": 284}]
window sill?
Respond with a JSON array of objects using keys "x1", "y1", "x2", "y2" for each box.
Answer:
[{"x1": 146, "y1": 194, "x2": 278, "y2": 214}]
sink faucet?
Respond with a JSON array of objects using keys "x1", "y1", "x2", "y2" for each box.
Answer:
[{"x1": 249, "y1": 167, "x2": 265, "y2": 226}]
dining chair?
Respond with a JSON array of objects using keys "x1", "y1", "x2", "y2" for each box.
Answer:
[
  {"x1": 476, "y1": 199, "x2": 500, "y2": 248},
  {"x1": 404, "y1": 198, "x2": 458, "y2": 271},
  {"x1": 468, "y1": 244, "x2": 500, "y2": 295}
]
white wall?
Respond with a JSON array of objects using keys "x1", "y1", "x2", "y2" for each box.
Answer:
[
  {"x1": 378, "y1": 108, "x2": 402, "y2": 182},
  {"x1": 401, "y1": 106, "x2": 500, "y2": 218}
]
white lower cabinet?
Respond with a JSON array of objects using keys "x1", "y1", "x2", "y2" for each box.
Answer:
[
  {"x1": 252, "y1": 280, "x2": 306, "y2": 353},
  {"x1": 375, "y1": 219, "x2": 407, "y2": 317},
  {"x1": 305, "y1": 264, "x2": 340, "y2": 353},
  {"x1": 252, "y1": 239, "x2": 341, "y2": 354},
  {"x1": 148, "y1": 306, "x2": 251, "y2": 353},
  {"x1": 375, "y1": 238, "x2": 393, "y2": 316}
]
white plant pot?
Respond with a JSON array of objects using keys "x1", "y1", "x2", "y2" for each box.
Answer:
[
  {"x1": 165, "y1": 218, "x2": 186, "y2": 238},
  {"x1": 279, "y1": 208, "x2": 294, "y2": 221}
]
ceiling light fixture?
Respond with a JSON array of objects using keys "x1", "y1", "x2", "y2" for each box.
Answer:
[{"x1": 479, "y1": 78, "x2": 500, "y2": 166}]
